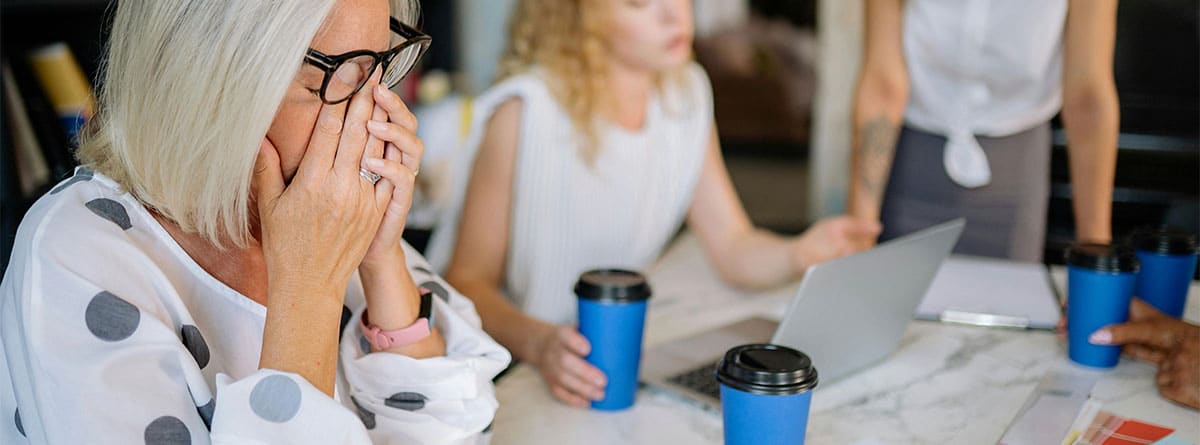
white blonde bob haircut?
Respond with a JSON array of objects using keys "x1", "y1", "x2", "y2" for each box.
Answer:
[{"x1": 78, "y1": 0, "x2": 417, "y2": 248}]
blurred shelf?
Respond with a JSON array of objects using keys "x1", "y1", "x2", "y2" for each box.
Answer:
[
  {"x1": 1053, "y1": 130, "x2": 1199, "y2": 154},
  {"x1": 1, "y1": 0, "x2": 110, "y2": 13}
]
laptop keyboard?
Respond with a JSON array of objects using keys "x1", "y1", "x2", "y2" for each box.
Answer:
[{"x1": 666, "y1": 362, "x2": 721, "y2": 400}]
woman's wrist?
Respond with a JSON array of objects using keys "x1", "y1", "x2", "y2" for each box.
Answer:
[
  {"x1": 789, "y1": 238, "x2": 809, "y2": 276},
  {"x1": 521, "y1": 320, "x2": 555, "y2": 366},
  {"x1": 360, "y1": 242, "x2": 406, "y2": 271},
  {"x1": 266, "y1": 272, "x2": 344, "y2": 310},
  {"x1": 848, "y1": 197, "x2": 881, "y2": 224},
  {"x1": 1075, "y1": 226, "x2": 1112, "y2": 244},
  {"x1": 359, "y1": 265, "x2": 447, "y2": 358},
  {"x1": 260, "y1": 280, "x2": 345, "y2": 395},
  {"x1": 359, "y1": 255, "x2": 422, "y2": 331}
]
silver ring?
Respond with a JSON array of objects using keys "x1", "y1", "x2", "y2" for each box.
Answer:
[{"x1": 359, "y1": 167, "x2": 381, "y2": 184}]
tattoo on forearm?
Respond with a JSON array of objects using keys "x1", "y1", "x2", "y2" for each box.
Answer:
[{"x1": 856, "y1": 116, "x2": 900, "y2": 205}]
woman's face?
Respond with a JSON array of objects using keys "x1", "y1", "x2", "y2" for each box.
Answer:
[
  {"x1": 603, "y1": 0, "x2": 694, "y2": 74},
  {"x1": 266, "y1": 0, "x2": 391, "y2": 183}
]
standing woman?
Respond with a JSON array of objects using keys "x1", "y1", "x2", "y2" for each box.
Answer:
[
  {"x1": 848, "y1": 0, "x2": 1120, "y2": 260},
  {"x1": 428, "y1": 0, "x2": 879, "y2": 407},
  {"x1": 1, "y1": 0, "x2": 508, "y2": 443}
]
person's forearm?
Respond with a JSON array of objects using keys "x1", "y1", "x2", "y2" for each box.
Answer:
[
  {"x1": 849, "y1": 82, "x2": 907, "y2": 221},
  {"x1": 260, "y1": 279, "x2": 344, "y2": 396},
  {"x1": 360, "y1": 251, "x2": 420, "y2": 329},
  {"x1": 451, "y1": 278, "x2": 546, "y2": 363},
  {"x1": 359, "y1": 253, "x2": 446, "y2": 358},
  {"x1": 709, "y1": 228, "x2": 797, "y2": 290},
  {"x1": 1062, "y1": 86, "x2": 1118, "y2": 243},
  {"x1": 849, "y1": 115, "x2": 901, "y2": 220},
  {"x1": 849, "y1": 0, "x2": 908, "y2": 221},
  {"x1": 1061, "y1": 0, "x2": 1119, "y2": 243}
]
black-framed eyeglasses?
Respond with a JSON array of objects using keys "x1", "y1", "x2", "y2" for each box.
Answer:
[{"x1": 303, "y1": 17, "x2": 432, "y2": 104}]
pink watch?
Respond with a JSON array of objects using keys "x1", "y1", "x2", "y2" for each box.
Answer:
[{"x1": 360, "y1": 289, "x2": 435, "y2": 350}]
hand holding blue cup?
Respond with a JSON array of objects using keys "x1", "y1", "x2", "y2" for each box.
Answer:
[
  {"x1": 1066, "y1": 243, "x2": 1139, "y2": 368},
  {"x1": 717, "y1": 344, "x2": 818, "y2": 445},
  {"x1": 575, "y1": 269, "x2": 652, "y2": 410}
]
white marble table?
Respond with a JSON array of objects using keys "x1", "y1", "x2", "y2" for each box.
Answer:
[{"x1": 491, "y1": 234, "x2": 1200, "y2": 444}]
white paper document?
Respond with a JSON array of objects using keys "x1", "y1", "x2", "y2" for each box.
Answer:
[
  {"x1": 915, "y1": 255, "x2": 1063, "y2": 329},
  {"x1": 999, "y1": 369, "x2": 1099, "y2": 445}
]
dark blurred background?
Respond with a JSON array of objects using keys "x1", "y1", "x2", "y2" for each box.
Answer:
[{"x1": 1, "y1": 0, "x2": 1196, "y2": 274}]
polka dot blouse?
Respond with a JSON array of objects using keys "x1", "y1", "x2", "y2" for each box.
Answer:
[{"x1": 0, "y1": 168, "x2": 512, "y2": 444}]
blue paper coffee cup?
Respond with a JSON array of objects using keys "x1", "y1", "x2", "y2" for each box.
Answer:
[
  {"x1": 716, "y1": 344, "x2": 818, "y2": 445},
  {"x1": 1130, "y1": 226, "x2": 1197, "y2": 318},
  {"x1": 1066, "y1": 243, "x2": 1139, "y2": 368},
  {"x1": 575, "y1": 269, "x2": 652, "y2": 410}
]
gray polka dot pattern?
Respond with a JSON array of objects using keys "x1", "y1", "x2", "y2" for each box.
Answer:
[
  {"x1": 350, "y1": 396, "x2": 376, "y2": 430},
  {"x1": 384, "y1": 392, "x2": 428, "y2": 411},
  {"x1": 85, "y1": 198, "x2": 132, "y2": 230},
  {"x1": 14, "y1": 407, "x2": 24, "y2": 437},
  {"x1": 180, "y1": 325, "x2": 209, "y2": 369},
  {"x1": 49, "y1": 168, "x2": 93, "y2": 194},
  {"x1": 196, "y1": 398, "x2": 215, "y2": 431},
  {"x1": 85, "y1": 291, "x2": 140, "y2": 342},
  {"x1": 419, "y1": 281, "x2": 450, "y2": 303},
  {"x1": 143, "y1": 416, "x2": 190, "y2": 445},
  {"x1": 248, "y1": 375, "x2": 301, "y2": 423}
]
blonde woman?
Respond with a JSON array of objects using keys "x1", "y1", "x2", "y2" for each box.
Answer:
[
  {"x1": 428, "y1": 0, "x2": 879, "y2": 407},
  {"x1": 0, "y1": 0, "x2": 508, "y2": 443}
]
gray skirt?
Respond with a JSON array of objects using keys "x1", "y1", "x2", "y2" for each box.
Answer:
[{"x1": 879, "y1": 123, "x2": 1051, "y2": 262}]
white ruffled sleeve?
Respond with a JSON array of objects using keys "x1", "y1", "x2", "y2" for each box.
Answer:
[
  {"x1": 336, "y1": 244, "x2": 512, "y2": 445},
  {"x1": 0, "y1": 185, "x2": 377, "y2": 444},
  {"x1": 1, "y1": 177, "x2": 509, "y2": 445}
]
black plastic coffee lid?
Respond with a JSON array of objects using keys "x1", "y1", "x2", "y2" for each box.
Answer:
[
  {"x1": 1065, "y1": 243, "x2": 1139, "y2": 273},
  {"x1": 715, "y1": 344, "x2": 818, "y2": 396},
  {"x1": 1129, "y1": 226, "x2": 1198, "y2": 255},
  {"x1": 574, "y1": 269, "x2": 652, "y2": 302}
]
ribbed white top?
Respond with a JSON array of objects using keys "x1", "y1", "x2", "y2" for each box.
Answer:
[{"x1": 429, "y1": 63, "x2": 714, "y2": 325}]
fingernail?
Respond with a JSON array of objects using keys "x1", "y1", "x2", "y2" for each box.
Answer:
[
  {"x1": 364, "y1": 157, "x2": 384, "y2": 169},
  {"x1": 367, "y1": 120, "x2": 386, "y2": 132},
  {"x1": 1090, "y1": 330, "x2": 1112, "y2": 345}
]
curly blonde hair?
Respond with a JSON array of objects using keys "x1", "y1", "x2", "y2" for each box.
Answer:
[
  {"x1": 500, "y1": 0, "x2": 692, "y2": 163},
  {"x1": 499, "y1": 0, "x2": 608, "y2": 162}
]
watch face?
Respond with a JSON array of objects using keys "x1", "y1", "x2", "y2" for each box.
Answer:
[
  {"x1": 359, "y1": 288, "x2": 436, "y2": 350},
  {"x1": 419, "y1": 289, "x2": 434, "y2": 327}
]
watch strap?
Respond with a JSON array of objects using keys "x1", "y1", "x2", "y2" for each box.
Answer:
[{"x1": 360, "y1": 289, "x2": 434, "y2": 350}]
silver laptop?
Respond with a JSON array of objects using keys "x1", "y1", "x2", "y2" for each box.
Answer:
[{"x1": 641, "y1": 219, "x2": 965, "y2": 410}]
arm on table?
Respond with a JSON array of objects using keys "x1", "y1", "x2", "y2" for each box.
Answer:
[
  {"x1": 687, "y1": 126, "x2": 880, "y2": 290},
  {"x1": 443, "y1": 98, "x2": 606, "y2": 407}
]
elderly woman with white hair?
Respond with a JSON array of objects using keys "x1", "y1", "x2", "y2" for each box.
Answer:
[{"x1": 0, "y1": 0, "x2": 509, "y2": 443}]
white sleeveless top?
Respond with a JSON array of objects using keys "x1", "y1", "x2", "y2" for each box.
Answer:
[
  {"x1": 902, "y1": 0, "x2": 1067, "y2": 188},
  {"x1": 428, "y1": 63, "x2": 713, "y2": 325}
]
